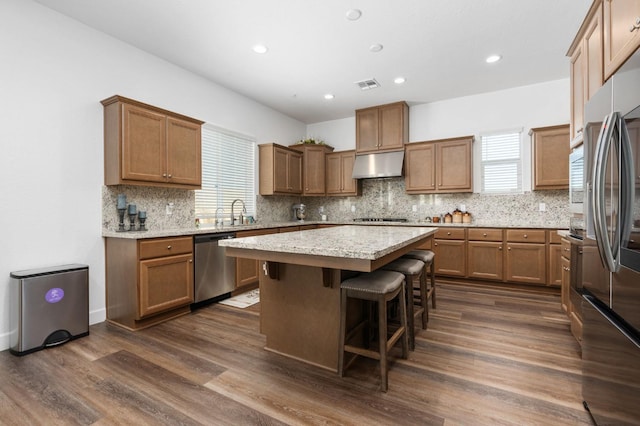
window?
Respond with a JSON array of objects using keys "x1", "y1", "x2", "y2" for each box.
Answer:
[
  {"x1": 195, "y1": 124, "x2": 256, "y2": 221},
  {"x1": 480, "y1": 130, "x2": 522, "y2": 193}
]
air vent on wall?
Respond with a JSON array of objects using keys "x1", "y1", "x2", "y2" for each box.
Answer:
[{"x1": 355, "y1": 78, "x2": 380, "y2": 90}]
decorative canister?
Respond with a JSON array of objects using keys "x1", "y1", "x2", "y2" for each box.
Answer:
[
  {"x1": 444, "y1": 213, "x2": 452, "y2": 223},
  {"x1": 452, "y1": 209, "x2": 463, "y2": 223},
  {"x1": 463, "y1": 212, "x2": 472, "y2": 223}
]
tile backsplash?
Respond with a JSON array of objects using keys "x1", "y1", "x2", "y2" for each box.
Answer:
[{"x1": 103, "y1": 177, "x2": 570, "y2": 233}]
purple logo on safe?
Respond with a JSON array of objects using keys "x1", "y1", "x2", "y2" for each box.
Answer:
[{"x1": 45, "y1": 288, "x2": 64, "y2": 303}]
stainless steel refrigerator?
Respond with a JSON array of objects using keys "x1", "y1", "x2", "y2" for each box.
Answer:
[{"x1": 581, "y1": 49, "x2": 640, "y2": 425}]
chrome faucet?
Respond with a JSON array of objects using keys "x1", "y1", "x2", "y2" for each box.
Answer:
[
  {"x1": 231, "y1": 199, "x2": 246, "y2": 226},
  {"x1": 215, "y1": 207, "x2": 225, "y2": 227}
]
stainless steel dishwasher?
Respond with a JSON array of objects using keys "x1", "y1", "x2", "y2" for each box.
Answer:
[{"x1": 193, "y1": 232, "x2": 236, "y2": 307}]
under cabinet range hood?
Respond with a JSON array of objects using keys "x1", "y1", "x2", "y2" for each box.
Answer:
[{"x1": 351, "y1": 150, "x2": 404, "y2": 179}]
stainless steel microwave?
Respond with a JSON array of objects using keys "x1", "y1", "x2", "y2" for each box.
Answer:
[{"x1": 569, "y1": 144, "x2": 584, "y2": 214}]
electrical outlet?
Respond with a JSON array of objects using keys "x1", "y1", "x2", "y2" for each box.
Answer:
[
  {"x1": 166, "y1": 202, "x2": 174, "y2": 215},
  {"x1": 412, "y1": 205, "x2": 418, "y2": 212},
  {"x1": 460, "y1": 204, "x2": 466, "y2": 212},
  {"x1": 539, "y1": 203, "x2": 546, "y2": 212},
  {"x1": 351, "y1": 205, "x2": 356, "y2": 213}
]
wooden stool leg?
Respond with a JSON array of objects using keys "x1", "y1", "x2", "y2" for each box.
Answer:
[
  {"x1": 378, "y1": 293, "x2": 389, "y2": 392},
  {"x1": 398, "y1": 281, "x2": 409, "y2": 359},
  {"x1": 419, "y1": 269, "x2": 428, "y2": 329},
  {"x1": 430, "y1": 261, "x2": 436, "y2": 309},
  {"x1": 338, "y1": 288, "x2": 348, "y2": 377},
  {"x1": 404, "y1": 273, "x2": 416, "y2": 351}
]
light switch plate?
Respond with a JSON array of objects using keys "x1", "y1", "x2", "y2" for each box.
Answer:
[{"x1": 539, "y1": 203, "x2": 546, "y2": 212}]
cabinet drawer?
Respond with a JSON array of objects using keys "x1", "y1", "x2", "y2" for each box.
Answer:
[
  {"x1": 139, "y1": 237, "x2": 193, "y2": 260},
  {"x1": 435, "y1": 228, "x2": 466, "y2": 240},
  {"x1": 506, "y1": 229, "x2": 546, "y2": 243},
  {"x1": 468, "y1": 228, "x2": 503, "y2": 241},
  {"x1": 548, "y1": 230, "x2": 564, "y2": 244}
]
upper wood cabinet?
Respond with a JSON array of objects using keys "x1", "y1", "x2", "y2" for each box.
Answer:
[
  {"x1": 326, "y1": 150, "x2": 361, "y2": 196},
  {"x1": 289, "y1": 144, "x2": 334, "y2": 196},
  {"x1": 259, "y1": 143, "x2": 303, "y2": 195},
  {"x1": 355, "y1": 101, "x2": 408, "y2": 153},
  {"x1": 530, "y1": 124, "x2": 570, "y2": 190},
  {"x1": 405, "y1": 136, "x2": 474, "y2": 194},
  {"x1": 102, "y1": 95, "x2": 203, "y2": 189},
  {"x1": 603, "y1": 0, "x2": 640, "y2": 80},
  {"x1": 568, "y1": 1, "x2": 604, "y2": 144}
]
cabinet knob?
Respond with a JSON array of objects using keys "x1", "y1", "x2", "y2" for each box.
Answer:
[
  {"x1": 564, "y1": 248, "x2": 570, "y2": 252},
  {"x1": 498, "y1": 246, "x2": 502, "y2": 250},
  {"x1": 447, "y1": 232, "x2": 451, "y2": 235},
  {"x1": 507, "y1": 246, "x2": 511, "y2": 250},
  {"x1": 483, "y1": 233, "x2": 487, "y2": 237},
  {"x1": 189, "y1": 259, "x2": 193, "y2": 263},
  {"x1": 523, "y1": 234, "x2": 528, "y2": 238},
  {"x1": 162, "y1": 173, "x2": 167, "y2": 177},
  {"x1": 434, "y1": 242, "x2": 438, "y2": 246},
  {"x1": 167, "y1": 245, "x2": 172, "y2": 250},
  {"x1": 168, "y1": 174, "x2": 172, "y2": 178}
]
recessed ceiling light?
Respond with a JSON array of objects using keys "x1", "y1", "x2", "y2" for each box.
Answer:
[
  {"x1": 394, "y1": 77, "x2": 406, "y2": 85},
  {"x1": 252, "y1": 44, "x2": 268, "y2": 54},
  {"x1": 369, "y1": 43, "x2": 383, "y2": 53},
  {"x1": 345, "y1": 9, "x2": 362, "y2": 21},
  {"x1": 324, "y1": 94, "x2": 335, "y2": 100},
  {"x1": 486, "y1": 54, "x2": 502, "y2": 63}
]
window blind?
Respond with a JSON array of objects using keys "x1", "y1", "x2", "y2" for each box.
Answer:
[
  {"x1": 195, "y1": 125, "x2": 256, "y2": 220},
  {"x1": 480, "y1": 131, "x2": 522, "y2": 193}
]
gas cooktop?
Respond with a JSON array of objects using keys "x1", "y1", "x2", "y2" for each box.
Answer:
[{"x1": 353, "y1": 218, "x2": 408, "y2": 223}]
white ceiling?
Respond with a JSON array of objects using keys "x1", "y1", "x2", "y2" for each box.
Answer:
[{"x1": 35, "y1": 0, "x2": 592, "y2": 124}]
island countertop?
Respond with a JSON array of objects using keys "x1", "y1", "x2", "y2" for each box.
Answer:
[{"x1": 218, "y1": 225, "x2": 437, "y2": 260}]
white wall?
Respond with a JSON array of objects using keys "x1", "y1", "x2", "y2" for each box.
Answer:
[
  {"x1": 0, "y1": 0, "x2": 305, "y2": 351},
  {"x1": 306, "y1": 79, "x2": 571, "y2": 192}
]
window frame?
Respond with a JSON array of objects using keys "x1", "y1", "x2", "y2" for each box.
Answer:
[{"x1": 479, "y1": 128, "x2": 524, "y2": 194}]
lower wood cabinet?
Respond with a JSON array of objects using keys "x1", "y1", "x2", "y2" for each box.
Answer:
[
  {"x1": 468, "y1": 241, "x2": 504, "y2": 281},
  {"x1": 560, "y1": 238, "x2": 571, "y2": 313},
  {"x1": 505, "y1": 243, "x2": 546, "y2": 284},
  {"x1": 235, "y1": 228, "x2": 277, "y2": 292},
  {"x1": 433, "y1": 228, "x2": 467, "y2": 277},
  {"x1": 106, "y1": 236, "x2": 194, "y2": 330}
]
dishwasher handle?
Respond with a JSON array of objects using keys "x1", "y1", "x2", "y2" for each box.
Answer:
[{"x1": 194, "y1": 233, "x2": 236, "y2": 244}]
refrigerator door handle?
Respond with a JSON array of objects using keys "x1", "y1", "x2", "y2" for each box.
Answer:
[
  {"x1": 619, "y1": 117, "x2": 635, "y2": 249},
  {"x1": 592, "y1": 113, "x2": 618, "y2": 272}
]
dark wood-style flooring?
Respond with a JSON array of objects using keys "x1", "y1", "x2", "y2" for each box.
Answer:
[{"x1": 0, "y1": 282, "x2": 593, "y2": 425}]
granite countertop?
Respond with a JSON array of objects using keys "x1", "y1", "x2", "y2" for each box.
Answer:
[
  {"x1": 102, "y1": 220, "x2": 568, "y2": 240},
  {"x1": 218, "y1": 225, "x2": 437, "y2": 260}
]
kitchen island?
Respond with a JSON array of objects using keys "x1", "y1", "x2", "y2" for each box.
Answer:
[{"x1": 219, "y1": 225, "x2": 436, "y2": 371}]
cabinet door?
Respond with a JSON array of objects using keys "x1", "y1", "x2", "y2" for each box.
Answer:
[
  {"x1": 122, "y1": 104, "x2": 166, "y2": 183},
  {"x1": 585, "y1": 5, "x2": 604, "y2": 103},
  {"x1": 340, "y1": 151, "x2": 359, "y2": 195},
  {"x1": 355, "y1": 107, "x2": 379, "y2": 152},
  {"x1": 437, "y1": 139, "x2": 473, "y2": 192},
  {"x1": 236, "y1": 229, "x2": 275, "y2": 288},
  {"x1": 288, "y1": 150, "x2": 303, "y2": 193},
  {"x1": 548, "y1": 244, "x2": 563, "y2": 287},
  {"x1": 405, "y1": 143, "x2": 436, "y2": 192},
  {"x1": 378, "y1": 103, "x2": 406, "y2": 151},
  {"x1": 505, "y1": 243, "x2": 546, "y2": 284},
  {"x1": 468, "y1": 241, "x2": 504, "y2": 281},
  {"x1": 532, "y1": 125, "x2": 570, "y2": 189},
  {"x1": 433, "y1": 239, "x2": 466, "y2": 277},
  {"x1": 325, "y1": 153, "x2": 342, "y2": 194},
  {"x1": 273, "y1": 147, "x2": 290, "y2": 192},
  {"x1": 603, "y1": 0, "x2": 640, "y2": 79},
  {"x1": 570, "y1": 44, "x2": 585, "y2": 142},
  {"x1": 561, "y1": 256, "x2": 571, "y2": 313},
  {"x1": 302, "y1": 145, "x2": 327, "y2": 195},
  {"x1": 138, "y1": 253, "x2": 194, "y2": 319},
  {"x1": 166, "y1": 117, "x2": 201, "y2": 187}
]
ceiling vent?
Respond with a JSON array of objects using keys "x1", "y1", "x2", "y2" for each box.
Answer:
[{"x1": 355, "y1": 78, "x2": 380, "y2": 90}]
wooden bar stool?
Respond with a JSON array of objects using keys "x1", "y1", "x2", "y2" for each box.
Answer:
[
  {"x1": 338, "y1": 270, "x2": 409, "y2": 392},
  {"x1": 382, "y1": 258, "x2": 426, "y2": 350},
  {"x1": 403, "y1": 249, "x2": 436, "y2": 309}
]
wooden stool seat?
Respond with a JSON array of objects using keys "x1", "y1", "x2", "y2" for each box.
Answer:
[
  {"x1": 338, "y1": 270, "x2": 409, "y2": 392},
  {"x1": 403, "y1": 249, "x2": 437, "y2": 309},
  {"x1": 382, "y1": 258, "x2": 426, "y2": 350}
]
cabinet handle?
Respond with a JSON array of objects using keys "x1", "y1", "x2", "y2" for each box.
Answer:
[{"x1": 167, "y1": 245, "x2": 172, "y2": 250}]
